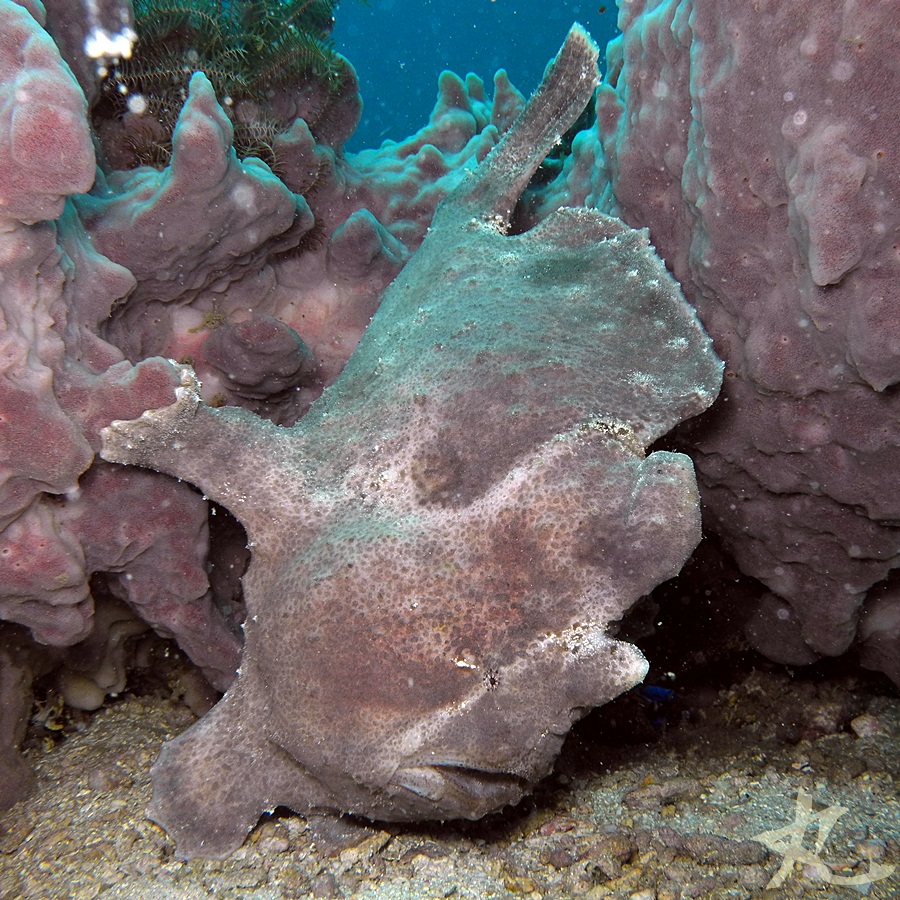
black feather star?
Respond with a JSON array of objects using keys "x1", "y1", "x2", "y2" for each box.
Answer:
[{"x1": 94, "y1": 0, "x2": 349, "y2": 169}]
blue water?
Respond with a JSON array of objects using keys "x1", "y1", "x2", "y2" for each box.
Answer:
[{"x1": 332, "y1": 0, "x2": 620, "y2": 151}]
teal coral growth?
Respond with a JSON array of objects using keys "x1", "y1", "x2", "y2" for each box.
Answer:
[{"x1": 95, "y1": 0, "x2": 346, "y2": 167}]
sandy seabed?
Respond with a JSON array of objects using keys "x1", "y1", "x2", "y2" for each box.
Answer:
[{"x1": 1, "y1": 654, "x2": 897, "y2": 900}]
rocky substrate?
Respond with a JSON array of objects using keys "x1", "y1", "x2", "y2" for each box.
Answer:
[{"x1": 1, "y1": 647, "x2": 897, "y2": 900}]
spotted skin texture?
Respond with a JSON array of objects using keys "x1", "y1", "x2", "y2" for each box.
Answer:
[{"x1": 101, "y1": 25, "x2": 722, "y2": 859}]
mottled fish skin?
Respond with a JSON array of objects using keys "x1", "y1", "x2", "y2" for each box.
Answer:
[{"x1": 101, "y1": 24, "x2": 722, "y2": 860}]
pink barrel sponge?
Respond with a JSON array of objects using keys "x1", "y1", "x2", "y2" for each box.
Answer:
[
  {"x1": 0, "y1": 0, "x2": 243, "y2": 809},
  {"x1": 547, "y1": 0, "x2": 900, "y2": 678},
  {"x1": 0, "y1": 0, "x2": 94, "y2": 224}
]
